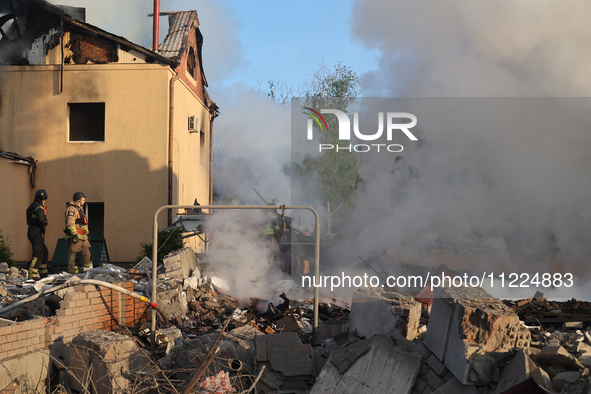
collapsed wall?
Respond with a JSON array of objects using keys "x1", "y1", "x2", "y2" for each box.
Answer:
[
  {"x1": 424, "y1": 285, "x2": 531, "y2": 385},
  {"x1": 0, "y1": 281, "x2": 150, "y2": 393},
  {"x1": 349, "y1": 286, "x2": 422, "y2": 340}
]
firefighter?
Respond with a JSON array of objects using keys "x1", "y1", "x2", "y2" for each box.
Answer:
[
  {"x1": 261, "y1": 197, "x2": 282, "y2": 268},
  {"x1": 65, "y1": 192, "x2": 93, "y2": 274},
  {"x1": 391, "y1": 156, "x2": 419, "y2": 203},
  {"x1": 26, "y1": 189, "x2": 49, "y2": 279}
]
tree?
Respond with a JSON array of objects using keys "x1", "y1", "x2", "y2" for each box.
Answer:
[
  {"x1": 0, "y1": 229, "x2": 15, "y2": 266},
  {"x1": 135, "y1": 227, "x2": 183, "y2": 263},
  {"x1": 291, "y1": 62, "x2": 360, "y2": 233}
]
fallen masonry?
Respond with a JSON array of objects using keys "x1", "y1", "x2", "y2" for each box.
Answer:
[{"x1": 1, "y1": 258, "x2": 591, "y2": 394}]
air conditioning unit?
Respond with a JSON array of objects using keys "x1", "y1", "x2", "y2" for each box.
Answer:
[{"x1": 188, "y1": 116, "x2": 199, "y2": 132}]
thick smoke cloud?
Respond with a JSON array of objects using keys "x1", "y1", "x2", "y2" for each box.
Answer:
[
  {"x1": 351, "y1": 0, "x2": 591, "y2": 97},
  {"x1": 203, "y1": 209, "x2": 292, "y2": 301},
  {"x1": 325, "y1": 1, "x2": 591, "y2": 298}
]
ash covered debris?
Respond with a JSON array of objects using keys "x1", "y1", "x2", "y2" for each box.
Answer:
[{"x1": 2, "y1": 255, "x2": 591, "y2": 394}]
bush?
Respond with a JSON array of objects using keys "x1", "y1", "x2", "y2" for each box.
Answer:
[
  {"x1": 135, "y1": 227, "x2": 184, "y2": 263},
  {"x1": 0, "y1": 229, "x2": 15, "y2": 265}
]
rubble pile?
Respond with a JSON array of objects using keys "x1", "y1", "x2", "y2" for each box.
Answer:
[
  {"x1": 504, "y1": 297, "x2": 591, "y2": 329},
  {"x1": 3, "y1": 254, "x2": 591, "y2": 393}
]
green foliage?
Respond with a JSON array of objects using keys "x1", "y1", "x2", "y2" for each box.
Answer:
[
  {"x1": 0, "y1": 229, "x2": 15, "y2": 265},
  {"x1": 294, "y1": 62, "x2": 360, "y2": 210},
  {"x1": 135, "y1": 227, "x2": 184, "y2": 263}
]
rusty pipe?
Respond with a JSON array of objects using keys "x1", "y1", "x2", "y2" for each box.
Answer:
[{"x1": 153, "y1": 0, "x2": 160, "y2": 51}]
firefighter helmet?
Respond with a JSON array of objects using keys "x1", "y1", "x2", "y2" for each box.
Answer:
[
  {"x1": 35, "y1": 189, "x2": 48, "y2": 200},
  {"x1": 73, "y1": 192, "x2": 86, "y2": 201}
]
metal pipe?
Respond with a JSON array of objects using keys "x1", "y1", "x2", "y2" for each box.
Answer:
[
  {"x1": 151, "y1": 204, "x2": 321, "y2": 352},
  {"x1": 153, "y1": 0, "x2": 160, "y2": 51},
  {"x1": 167, "y1": 73, "x2": 181, "y2": 226},
  {"x1": 60, "y1": 14, "x2": 64, "y2": 93}
]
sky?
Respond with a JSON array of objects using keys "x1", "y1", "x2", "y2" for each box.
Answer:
[
  {"x1": 49, "y1": 0, "x2": 381, "y2": 94},
  {"x1": 43, "y1": 0, "x2": 591, "y2": 301}
]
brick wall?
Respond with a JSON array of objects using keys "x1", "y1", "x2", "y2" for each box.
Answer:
[
  {"x1": 0, "y1": 318, "x2": 45, "y2": 360},
  {"x1": 68, "y1": 33, "x2": 115, "y2": 64},
  {"x1": 176, "y1": 29, "x2": 205, "y2": 103},
  {"x1": 0, "y1": 281, "x2": 150, "y2": 362}
]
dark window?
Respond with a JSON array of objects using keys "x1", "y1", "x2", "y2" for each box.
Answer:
[
  {"x1": 187, "y1": 47, "x2": 196, "y2": 79},
  {"x1": 69, "y1": 103, "x2": 105, "y2": 141},
  {"x1": 85, "y1": 202, "x2": 104, "y2": 238}
]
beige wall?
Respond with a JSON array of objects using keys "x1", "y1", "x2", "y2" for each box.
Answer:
[
  {"x1": 0, "y1": 160, "x2": 34, "y2": 262},
  {"x1": 172, "y1": 77, "x2": 211, "y2": 253},
  {"x1": 0, "y1": 63, "x2": 211, "y2": 262}
]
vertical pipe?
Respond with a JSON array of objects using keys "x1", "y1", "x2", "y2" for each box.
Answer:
[
  {"x1": 168, "y1": 73, "x2": 181, "y2": 226},
  {"x1": 209, "y1": 115, "x2": 214, "y2": 207},
  {"x1": 151, "y1": 211, "x2": 159, "y2": 355},
  {"x1": 60, "y1": 14, "x2": 64, "y2": 93},
  {"x1": 313, "y1": 208, "x2": 320, "y2": 344},
  {"x1": 153, "y1": 0, "x2": 160, "y2": 51}
]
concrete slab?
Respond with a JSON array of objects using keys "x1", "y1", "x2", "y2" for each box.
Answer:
[
  {"x1": 328, "y1": 339, "x2": 371, "y2": 374},
  {"x1": 311, "y1": 335, "x2": 421, "y2": 394},
  {"x1": 424, "y1": 285, "x2": 531, "y2": 385},
  {"x1": 492, "y1": 349, "x2": 554, "y2": 394},
  {"x1": 269, "y1": 343, "x2": 315, "y2": 376},
  {"x1": 432, "y1": 377, "x2": 477, "y2": 394},
  {"x1": 0, "y1": 349, "x2": 50, "y2": 394},
  {"x1": 316, "y1": 323, "x2": 348, "y2": 343},
  {"x1": 70, "y1": 330, "x2": 148, "y2": 394},
  {"x1": 162, "y1": 247, "x2": 199, "y2": 280},
  {"x1": 552, "y1": 371, "x2": 581, "y2": 392},
  {"x1": 533, "y1": 345, "x2": 584, "y2": 371},
  {"x1": 349, "y1": 287, "x2": 421, "y2": 340},
  {"x1": 156, "y1": 280, "x2": 187, "y2": 319}
]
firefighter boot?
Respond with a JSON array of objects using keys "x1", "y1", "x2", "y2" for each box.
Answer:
[
  {"x1": 28, "y1": 257, "x2": 39, "y2": 279},
  {"x1": 68, "y1": 253, "x2": 79, "y2": 274},
  {"x1": 39, "y1": 264, "x2": 48, "y2": 278}
]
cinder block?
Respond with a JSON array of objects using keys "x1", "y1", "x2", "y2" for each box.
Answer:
[
  {"x1": 269, "y1": 344, "x2": 315, "y2": 377},
  {"x1": 427, "y1": 354, "x2": 448, "y2": 376},
  {"x1": 349, "y1": 287, "x2": 421, "y2": 340},
  {"x1": 424, "y1": 285, "x2": 530, "y2": 385},
  {"x1": 70, "y1": 330, "x2": 141, "y2": 394},
  {"x1": 424, "y1": 369, "x2": 443, "y2": 389}
]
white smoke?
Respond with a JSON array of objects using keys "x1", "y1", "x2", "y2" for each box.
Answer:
[
  {"x1": 352, "y1": 0, "x2": 591, "y2": 97},
  {"x1": 203, "y1": 209, "x2": 292, "y2": 301},
  {"x1": 320, "y1": 0, "x2": 591, "y2": 300}
]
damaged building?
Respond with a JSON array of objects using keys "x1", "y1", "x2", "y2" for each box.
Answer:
[
  {"x1": 3, "y1": 1, "x2": 591, "y2": 394},
  {"x1": 0, "y1": 0, "x2": 218, "y2": 263}
]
